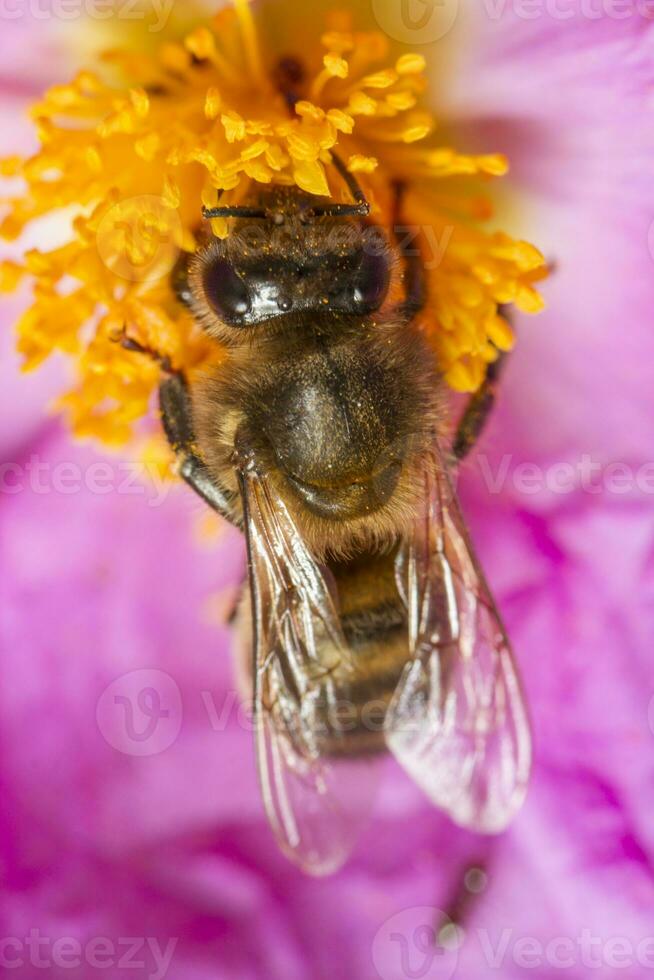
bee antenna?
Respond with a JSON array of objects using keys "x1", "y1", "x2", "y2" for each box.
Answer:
[
  {"x1": 303, "y1": 154, "x2": 370, "y2": 218},
  {"x1": 113, "y1": 328, "x2": 173, "y2": 374},
  {"x1": 306, "y1": 202, "x2": 369, "y2": 219},
  {"x1": 202, "y1": 205, "x2": 271, "y2": 220},
  {"x1": 201, "y1": 154, "x2": 369, "y2": 223},
  {"x1": 329, "y1": 151, "x2": 370, "y2": 216}
]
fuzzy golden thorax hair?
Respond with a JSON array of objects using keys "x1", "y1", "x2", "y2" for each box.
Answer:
[{"x1": 192, "y1": 309, "x2": 444, "y2": 560}]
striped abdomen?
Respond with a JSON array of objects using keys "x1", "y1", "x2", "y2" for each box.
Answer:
[{"x1": 321, "y1": 549, "x2": 408, "y2": 757}]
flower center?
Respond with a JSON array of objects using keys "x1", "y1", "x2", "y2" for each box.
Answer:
[{"x1": 0, "y1": 0, "x2": 546, "y2": 444}]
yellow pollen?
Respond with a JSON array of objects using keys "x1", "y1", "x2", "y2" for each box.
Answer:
[
  {"x1": 386, "y1": 92, "x2": 417, "y2": 112},
  {"x1": 396, "y1": 53, "x2": 427, "y2": 75},
  {"x1": 324, "y1": 53, "x2": 349, "y2": 78},
  {"x1": 221, "y1": 111, "x2": 247, "y2": 142},
  {"x1": 0, "y1": 1, "x2": 546, "y2": 446},
  {"x1": 348, "y1": 92, "x2": 378, "y2": 116},
  {"x1": 185, "y1": 27, "x2": 216, "y2": 61},
  {"x1": 321, "y1": 31, "x2": 355, "y2": 54},
  {"x1": 402, "y1": 124, "x2": 432, "y2": 143},
  {"x1": 204, "y1": 87, "x2": 222, "y2": 120},
  {"x1": 232, "y1": 0, "x2": 266, "y2": 88},
  {"x1": 360, "y1": 70, "x2": 398, "y2": 90},
  {"x1": 347, "y1": 155, "x2": 378, "y2": 174},
  {"x1": 326, "y1": 108, "x2": 354, "y2": 133},
  {"x1": 295, "y1": 101, "x2": 326, "y2": 123}
]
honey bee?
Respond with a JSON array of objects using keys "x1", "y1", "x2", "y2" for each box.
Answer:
[{"x1": 127, "y1": 156, "x2": 531, "y2": 875}]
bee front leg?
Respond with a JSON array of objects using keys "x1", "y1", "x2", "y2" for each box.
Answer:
[
  {"x1": 159, "y1": 372, "x2": 239, "y2": 525},
  {"x1": 115, "y1": 329, "x2": 239, "y2": 524},
  {"x1": 452, "y1": 351, "x2": 508, "y2": 462}
]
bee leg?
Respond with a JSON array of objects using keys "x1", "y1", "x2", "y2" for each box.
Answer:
[
  {"x1": 329, "y1": 152, "x2": 371, "y2": 216},
  {"x1": 159, "y1": 373, "x2": 239, "y2": 525},
  {"x1": 435, "y1": 859, "x2": 490, "y2": 945},
  {"x1": 227, "y1": 575, "x2": 248, "y2": 625},
  {"x1": 114, "y1": 328, "x2": 238, "y2": 522},
  {"x1": 452, "y1": 351, "x2": 508, "y2": 462},
  {"x1": 390, "y1": 180, "x2": 427, "y2": 317}
]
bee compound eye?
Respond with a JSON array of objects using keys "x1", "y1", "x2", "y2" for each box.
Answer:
[
  {"x1": 202, "y1": 258, "x2": 252, "y2": 323},
  {"x1": 352, "y1": 250, "x2": 390, "y2": 311}
]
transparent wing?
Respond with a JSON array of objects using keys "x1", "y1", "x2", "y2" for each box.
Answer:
[
  {"x1": 386, "y1": 444, "x2": 532, "y2": 832},
  {"x1": 238, "y1": 461, "x2": 376, "y2": 875}
]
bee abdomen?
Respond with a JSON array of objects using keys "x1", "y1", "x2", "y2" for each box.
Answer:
[{"x1": 320, "y1": 589, "x2": 409, "y2": 758}]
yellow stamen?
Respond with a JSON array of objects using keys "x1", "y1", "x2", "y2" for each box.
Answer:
[
  {"x1": 0, "y1": 260, "x2": 25, "y2": 292},
  {"x1": 396, "y1": 54, "x2": 427, "y2": 75},
  {"x1": 0, "y1": 3, "x2": 546, "y2": 445},
  {"x1": 324, "y1": 53, "x2": 349, "y2": 78},
  {"x1": 386, "y1": 92, "x2": 417, "y2": 112},
  {"x1": 321, "y1": 31, "x2": 355, "y2": 54},
  {"x1": 326, "y1": 109, "x2": 354, "y2": 133},
  {"x1": 402, "y1": 124, "x2": 433, "y2": 143},
  {"x1": 347, "y1": 155, "x2": 378, "y2": 174},
  {"x1": 295, "y1": 101, "x2": 326, "y2": 123},
  {"x1": 204, "y1": 87, "x2": 222, "y2": 120},
  {"x1": 185, "y1": 27, "x2": 216, "y2": 61},
  {"x1": 232, "y1": 0, "x2": 266, "y2": 88},
  {"x1": 348, "y1": 92, "x2": 378, "y2": 116},
  {"x1": 221, "y1": 111, "x2": 247, "y2": 142},
  {"x1": 360, "y1": 70, "x2": 398, "y2": 90}
]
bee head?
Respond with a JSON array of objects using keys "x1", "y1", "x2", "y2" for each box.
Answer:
[{"x1": 190, "y1": 189, "x2": 392, "y2": 332}]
